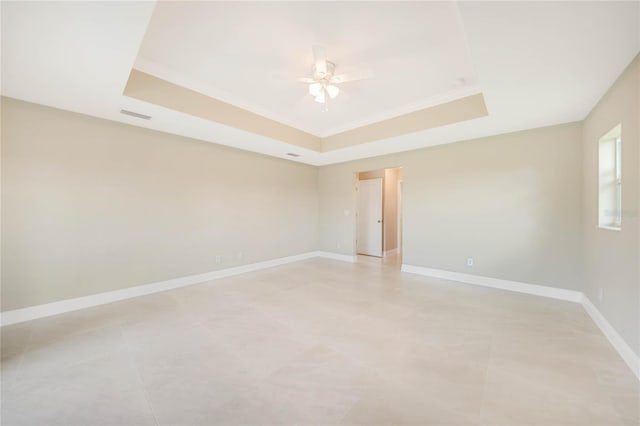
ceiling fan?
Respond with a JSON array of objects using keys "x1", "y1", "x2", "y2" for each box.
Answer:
[{"x1": 296, "y1": 45, "x2": 371, "y2": 110}]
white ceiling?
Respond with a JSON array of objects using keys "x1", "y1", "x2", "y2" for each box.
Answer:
[
  {"x1": 2, "y1": 1, "x2": 639, "y2": 166},
  {"x1": 135, "y1": 1, "x2": 480, "y2": 137}
]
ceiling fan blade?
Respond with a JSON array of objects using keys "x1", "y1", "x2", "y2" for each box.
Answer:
[
  {"x1": 272, "y1": 73, "x2": 315, "y2": 84},
  {"x1": 312, "y1": 44, "x2": 327, "y2": 76},
  {"x1": 330, "y1": 70, "x2": 373, "y2": 84}
]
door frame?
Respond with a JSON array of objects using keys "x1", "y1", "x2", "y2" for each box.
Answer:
[{"x1": 352, "y1": 167, "x2": 403, "y2": 260}]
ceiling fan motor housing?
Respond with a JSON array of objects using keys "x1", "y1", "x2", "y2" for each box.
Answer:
[{"x1": 314, "y1": 61, "x2": 336, "y2": 81}]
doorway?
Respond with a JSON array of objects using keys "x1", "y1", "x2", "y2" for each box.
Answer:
[{"x1": 355, "y1": 167, "x2": 403, "y2": 263}]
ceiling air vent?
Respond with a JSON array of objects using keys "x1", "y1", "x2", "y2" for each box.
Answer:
[
  {"x1": 286, "y1": 153, "x2": 300, "y2": 157},
  {"x1": 120, "y1": 109, "x2": 151, "y2": 120}
]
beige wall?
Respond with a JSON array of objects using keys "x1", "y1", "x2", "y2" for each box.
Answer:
[
  {"x1": 1, "y1": 98, "x2": 318, "y2": 311},
  {"x1": 3, "y1": 56, "x2": 637, "y2": 363},
  {"x1": 582, "y1": 55, "x2": 639, "y2": 357},
  {"x1": 319, "y1": 123, "x2": 584, "y2": 291}
]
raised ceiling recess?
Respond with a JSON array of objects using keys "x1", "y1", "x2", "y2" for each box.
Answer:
[
  {"x1": 3, "y1": 1, "x2": 638, "y2": 165},
  {"x1": 127, "y1": 1, "x2": 487, "y2": 152}
]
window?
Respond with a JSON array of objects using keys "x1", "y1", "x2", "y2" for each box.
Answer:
[{"x1": 598, "y1": 124, "x2": 622, "y2": 230}]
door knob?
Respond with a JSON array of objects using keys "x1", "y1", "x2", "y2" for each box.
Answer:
[{"x1": 377, "y1": 220, "x2": 382, "y2": 223}]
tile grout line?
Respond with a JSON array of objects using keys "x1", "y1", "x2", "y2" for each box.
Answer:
[
  {"x1": 13, "y1": 326, "x2": 34, "y2": 386},
  {"x1": 475, "y1": 324, "x2": 498, "y2": 426},
  {"x1": 117, "y1": 322, "x2": 161, "y2": 426}
]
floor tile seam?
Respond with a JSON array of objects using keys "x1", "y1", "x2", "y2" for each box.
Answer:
[
  {"x1": 255, "y1": 315, "x2": 323, "y2": 348},
  {"x1": 476, "y1": 332, "x2": 500, "y2": 425},
  {"x1": 23, "y1": 319, "x2": 123, "y2": 350},
  {"x1": 579, "y1": 340, "x2": 631, "y2": 424},
  {"x1": 10, "y1": 332, "x2": 128, "y2": 386},
  {"x1": 8, "y1": 325, "x2": 34, "y2": 357},
  {"x1": 0, "y1": 357, "x2": 23, "y2": 394},
  {"x1": 117, "y1": 320, "x2": 161, "y2": 426},
  {"x1": 315, "y1": 338, "x2": 415, "y2": 397},
  {"x1": 481, "y1": 353, "x2": 621, "y2": 409},
  {"x1": 166, "y1": 286, "x2": 270, "y2": 327},
  {"x1": 2, "y1": 332, "x2": 30, "y2": 390},
  {"x1": 333, "y1": 397, "x2": 373, "y2": 426},
  {"x1": 263, "y1": 343, "x2": 387, "y2": 392},
  {"x1": 199, "y1": 290, "x2": 327, "y2": 342},
  {"x1": 18, "y1": 325, "x2": 56, "y2": 369},
  {"x1": 374, "y1": 375, "x2": 482, "y2": 426},
  {"x1": 166, "y1": 288, "x2": 219, "y2": 324},
  {"x1": 153, "y1": 312, "x2": 313, "y2": 387}
]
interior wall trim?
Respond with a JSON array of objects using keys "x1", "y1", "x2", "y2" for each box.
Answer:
[
  {"x1": 0, "y1": 251, "x2": 354, "y2": 327},
  {"x1": 401, "y1": 264, "x2": 583, "y2": 302},
  {"x1": 315, "y1": 251, "x2": 358, "y2": 263},
  {"x1": 401, "y1": 263, "x2": 640, "y2": 381},
  {"x1": 384, "y1": 248, "x2": 399, "y2": 257},
  {"x1": 582, "y1": 296, "x2": 640, "y2": 380}
]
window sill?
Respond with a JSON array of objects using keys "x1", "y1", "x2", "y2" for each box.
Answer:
[{"x1": 598, "y1": 225, "x2": 622, "y2": 232}]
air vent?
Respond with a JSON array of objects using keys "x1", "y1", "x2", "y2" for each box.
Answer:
[
  {"x1": 120, "y1": 109, "x2": 151, "y2": 120},
  {"x1": 286, "y1": 153, "x2": 300, "y2": 157}
]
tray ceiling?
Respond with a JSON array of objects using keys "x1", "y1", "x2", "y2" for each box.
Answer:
[
  {"x1": 134, "y1": 1, "x2": 481, "y2": 138},
  {"x1": 2, "y1": 1, "x2": 638, "y2": 165}
]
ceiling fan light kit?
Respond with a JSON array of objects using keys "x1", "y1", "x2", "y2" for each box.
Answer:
[
  {"x1": 309, "y1": 82, "x2": 322, "y2": 96},
  {"x1": 326, "y1": 84, "x2": 339, "y2": 99},
  {"x1": 298, "y1": 45, "x2": 370, "y2": 110},
  {"x1": 309, "y1": 82, "x2": 339, "y2": 103},
  {"x1": 309, "y1": 58, "x2": 339, "y2": 106}
]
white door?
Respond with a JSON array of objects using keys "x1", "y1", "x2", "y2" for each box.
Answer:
[{"x1": 357, "y1": 178, "x2": 383, "y2": 257}]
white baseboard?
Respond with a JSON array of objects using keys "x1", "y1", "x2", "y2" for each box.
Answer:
[
  {"x1": 401, "y1": 264, "x2": 583, "y2": 302},
  {"x1": 0, "y1": 251, "x2": 319, "y2": 326},
  {"x1": 314, "y1": 251, "x2": 357, "y2": 263},
  {"x1": 3, "y1": 254, "x2": 637, "y2": 382},
  {"x1": 582, "y1": 296, "x2": 640, "y2": 380}
]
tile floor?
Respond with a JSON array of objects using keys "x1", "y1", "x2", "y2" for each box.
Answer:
[{"x1": 1, "y1": 256, "x2": 638, "y2": 425}]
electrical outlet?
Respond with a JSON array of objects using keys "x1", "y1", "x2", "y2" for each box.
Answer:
[
  {"x1": 598, "y1": 287, "x2": 604, "y2": 302},
  {"x1": 215, "y1": 255, "x2": 221, "y2": 264},
  {"x1": 466, "y1": 258, "x2": 474, "y2": 267},
  {"x1": 237, "y1": 252, "x2": 243, "y2": 261},
  {"x1": 337, "y1": 242, "x2": 342, "y2": 249}
]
